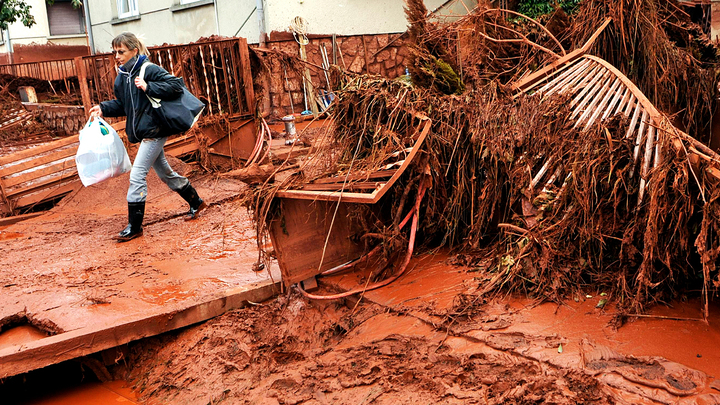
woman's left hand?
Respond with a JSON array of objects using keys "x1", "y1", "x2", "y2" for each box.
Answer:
[{"x1": 134, "y1": 77, "x2": 147, "y2": 91}]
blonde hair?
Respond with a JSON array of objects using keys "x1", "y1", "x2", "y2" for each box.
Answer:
[{"x1": 111, "y1": 32, "x2": 149, "y2": 56}]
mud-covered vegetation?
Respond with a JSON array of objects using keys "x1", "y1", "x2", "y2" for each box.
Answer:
[{"x1": 253, "y1": 0, "x2": 720, "y2": 317}]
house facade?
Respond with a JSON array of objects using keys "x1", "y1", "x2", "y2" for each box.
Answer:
[
  {"x1": 86, "y1": 0, "x2": 464, "y2": 51},
  {"x1": 0, "y1": 0, "x2": 90, "y2": 64}
]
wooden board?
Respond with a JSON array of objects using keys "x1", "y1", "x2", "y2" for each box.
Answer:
[
  {"x1": 276, "y1": 117, "x2": 431, "y2": 204},
  {"x1": 0, "y1": 280, "x2": 278, "y2": 378},
  {"x1": 268, "y1": 198, "x2": 374, "y2": 286}
]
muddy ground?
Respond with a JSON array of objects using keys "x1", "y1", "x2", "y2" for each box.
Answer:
[
  {"x1": 125, "y1": 289, "x2": 720, "y2": 405},
  {"x1": 128, "y1": 292, "x2": 614, "y2": 405},
  {"x1": 0, "y1": 156, "x2": 276, "y2": 343},
  {"x1": 0, "y1": 144, "x2": 718, "y2": 405}
]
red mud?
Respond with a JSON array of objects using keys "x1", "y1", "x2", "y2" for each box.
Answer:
[
  {"x1": 0, "y1": 325, "x2": 47, "y2": 351},
  {"x1": 0, "y1": 157, "x2": 278, "y2": 373},
  {"x1": 127, "y1": 293, "x2": 615, "y2": 405},
  {"x1": 24, "y1": 380, "x2": 138, "y2": 405}
]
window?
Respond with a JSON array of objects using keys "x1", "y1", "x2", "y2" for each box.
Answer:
[
  {"x1": 47, "y1": 0, "x2": 85, "y2": 36},
  {"x1": 117, "y1": 0, "x2": 139, "y2": 18}
]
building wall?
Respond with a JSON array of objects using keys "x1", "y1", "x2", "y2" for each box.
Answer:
[
  {"x1": 263, "y1": 0, "x2": 448, "y2": 37},
  {"x1": 712, "y1": 1, "x2": 720, "y2": 41},
  {"x1": 89, "y1": 0, "x2": 219, "y2": 52},
  {"x1": 87, "y1": 0, "x2": 462, "y2": 48}
]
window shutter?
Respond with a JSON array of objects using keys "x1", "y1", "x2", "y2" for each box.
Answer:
[{"x1": 48, "y1": 1, "x2": 85, "y2": 36}]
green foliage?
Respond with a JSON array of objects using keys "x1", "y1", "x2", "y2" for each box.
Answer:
[
  {"x1": 0, "y1": 0, "x2": 36, "y2": 30},
  {"x1": 517, "y1": 0, "x2": 582, "y2": 18}
]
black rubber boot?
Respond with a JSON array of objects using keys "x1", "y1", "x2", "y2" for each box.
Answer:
[
  {"x1": 177, "y1": 183, "x2": 206, "y2": 221},
  {"x1": 114, "y1": 202, "x2": 145, "y2": 242}
]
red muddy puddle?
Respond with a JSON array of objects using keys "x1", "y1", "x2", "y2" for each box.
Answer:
[
  {"x1": 24, "y1": 380, "x2": 138, "y2": 405},
  {"x1": 504, "y1": 295, "x2": 720, "y2": 379},
  {"x1": 323, "y1": 250, "x2": 720, "y2": 379},
  {"x1": 0, "y1": 325, "x2": 48, "y2": 351}
]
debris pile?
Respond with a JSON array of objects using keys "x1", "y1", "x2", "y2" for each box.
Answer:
[{"x1": 255, "y1": 0, "x2": 720, "y2": 316}]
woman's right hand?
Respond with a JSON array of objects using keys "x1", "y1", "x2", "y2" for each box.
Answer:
[{"x1": 89, "y1": 105, "x2": 103, "y2": 118}]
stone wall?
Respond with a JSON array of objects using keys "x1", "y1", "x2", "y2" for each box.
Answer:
[{"x1": 258, "y1": 32, "x2": 409, "y2": 118}]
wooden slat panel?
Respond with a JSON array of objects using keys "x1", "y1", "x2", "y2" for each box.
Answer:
[
  {"x1": 12, "y1": 179, "x2": 80, "y2": 208},
  {"x1": 571, "y1": 70, "x2": 611, "y2": 119},
  {"x1": 546, "y1": 60, "x2": 595, "y2": 97},
  {"x1": 625, "y1": 102, "x2": 643, "y2": 140},
  {"x1": 6, "y1": 170, "x2": 79, "y2": 198},
  {"x1": 0, "y1": 135, "x2": 79, "y2": 166},
  {"x1": 511, "y1": 18, "x2": 611, "y2": 94},
  {"x1": 301, "y1": 181, "x2": 385, "y2": 192},
  {"x1": 269, "y1": 198, "x2": 371, "y2": 286},
  {"x1": 611, "y1": 87, "x2": 631, "y2": 117},
  {"x1": 537, "y1": 58, "x2": 586, "y2": 95},
  {"x1": 570, "y1": 67, "x2": 608, "y2": 111},
  {"x1": 311, "y1": 169, "x2": 397, "y2": 184},
  {"x1": 633, "y1": 110, "x2": 650, "y2": 164},
  {"x1": 0, "y1": 146, "x2": 78, "y2": 178},
  {"x1": 602, "y1": 83, "x2": 628, "y2": 121},
  {"x1": 581, "y1": 77, "x2": 622, "y2": 130},
  {"x1": 237, "y1": 38, "x2": 256, "y2": 115},
  {"x1": 3, "y1": 158, "x2": 76, "y2": 188},
  {"x1": 276, "y1": 117, "x2": 432, "y2": 204}
]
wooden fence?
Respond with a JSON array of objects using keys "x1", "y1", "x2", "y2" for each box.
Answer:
[
  {"x1": 0, "y1": 58, "x2": 77, "y2": 81},
  {"x1": 75, "y1": 37, "x2": 256, "y2": 119}
]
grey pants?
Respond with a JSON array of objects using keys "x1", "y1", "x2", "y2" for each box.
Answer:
[{"x1": 127, "y1": 137, "x2": 189, "y2": 203}]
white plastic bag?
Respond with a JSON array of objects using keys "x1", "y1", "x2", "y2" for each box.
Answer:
[{"x1": 75, "y1": 117, "x2": 132, "y2": 187}]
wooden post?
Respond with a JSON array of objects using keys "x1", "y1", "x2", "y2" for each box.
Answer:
[
  {"x1": 237, "y1": 38, "x2": 256, "y2": 116},
  {"x1": 361, "y1": 35, "x2": 370, "y2": 74},
  {"x1": 74, "y1": 56, "x2": 92, "y2": 118},
  {"x1": 298, "y1": 42, "x2": 319, "y2": 117},
  {"x1": 0, "y1": 178, "x2": 15, "y2": 216}
]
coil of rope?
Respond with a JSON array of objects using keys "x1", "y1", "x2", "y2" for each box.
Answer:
[{"x1": 289, "y1": 16, "x2": 309, "y2": 46}]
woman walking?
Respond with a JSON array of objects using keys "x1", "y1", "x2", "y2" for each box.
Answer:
[{"x1": 90, "y1": 32, "x2": 206, "y2": 242}]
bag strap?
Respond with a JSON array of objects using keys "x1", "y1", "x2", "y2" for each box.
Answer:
[{"x1": 138, "y1": 61, "x2": 162, "y2": 108}]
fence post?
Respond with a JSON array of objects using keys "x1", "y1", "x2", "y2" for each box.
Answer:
[
  {"x1": 74, "y1": 56, "x2": 92, "y2": 117},
  {"x1": 237, "y1": 38, "x2": 256, "y2": 116}
]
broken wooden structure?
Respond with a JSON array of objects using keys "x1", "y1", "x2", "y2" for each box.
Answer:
[
  {"x1": 267, "y1": 114, "x2": 431, "y2": 286},
  {"x1": 512, "y1": 19, "x2": 720, "y2": 206}
]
